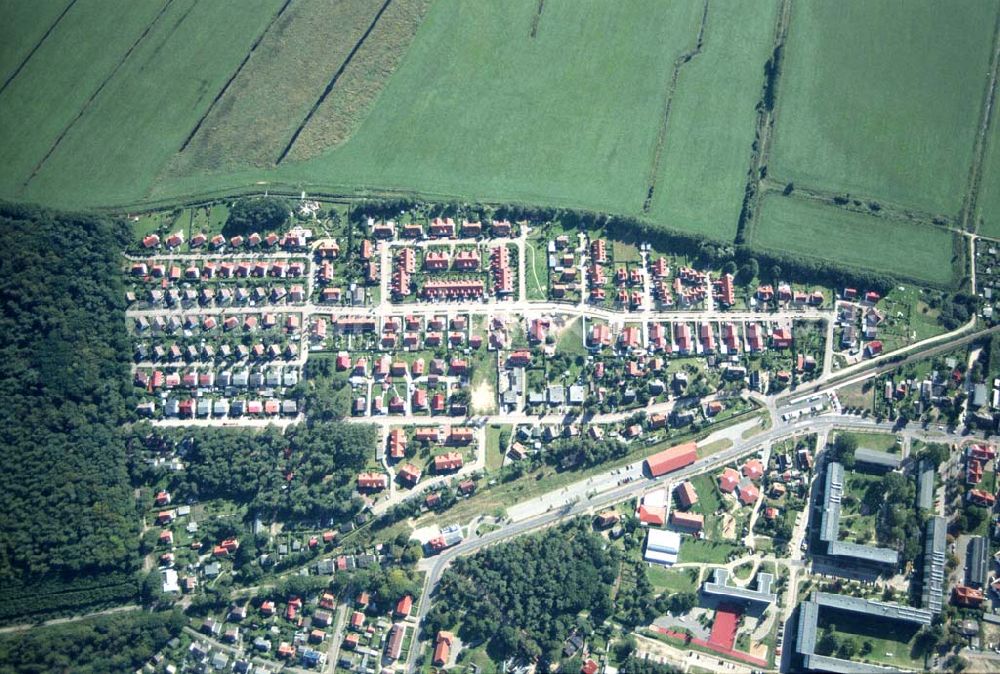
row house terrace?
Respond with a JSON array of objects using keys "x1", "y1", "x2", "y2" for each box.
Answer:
[
  {"x1": 392, "y1": 248, "x2": 416, "y2": 297},
  {"x1": 491, "y1": 245, "x2": 514, "y2": 297},
  {"x1": 755, "y1": 283, "x2": 824, "y2": 307},
  {"x1": 421, "y1": 278, "x2": 484, "y2": 300}
]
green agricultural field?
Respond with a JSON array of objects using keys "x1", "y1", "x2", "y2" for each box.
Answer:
[
  {"x1": 770, "y1": 0, "x2": 996, "y2": 215},
  {"x1": 0, "y1": 1, "x2": 72, "y2": 85},
  {"x1": 2, "y1": 0, "x2": 711, "y2": 214},
  {"x1": 0, "y1": 0, "x2": 170, "y2": 197},
  {"x1": 167, "y1": 0, "x2": 428, "y2": 175},
  {"x1": 21, "y1": 0, "x2": 286, "y2": 206},
  {"x1": 647, "y1": 0, "x2": 778, "y2": 241},
  {"x1": 753, "y1": 195, "x2": 958, "y2": 286},
  {"x1": 241, "y1": 0, "x2": 707, "y2": 214}
]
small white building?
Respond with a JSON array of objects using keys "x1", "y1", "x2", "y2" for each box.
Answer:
[
  {"x1": 162, "y1": 568, "x2": 180, "y2": 593},
  {"x1": 644, "y1": 529, "x2": 681, "y2": 566}
]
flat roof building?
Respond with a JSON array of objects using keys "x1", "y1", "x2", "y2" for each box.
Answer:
[
  {"x1": 917, "y1": 460, "x2": 935, "y2": 511},
  {"x1": 819, "y1": 462, "x2": 899, "y2": 568},
  {"x1": 854, "y1": 447, "x2": 902, "y2": 470},
  {"x1": 702, "y1": 568, "x2": 776, "y2": 605},
  {"x1": 969, "y1": 535, "x2": 988, "y2": 588},
  {"x1": 922, "y1": 516, "x2": 946, "y2": 613},
  {"x1": 797, "y1": 591, "x2": 933, "y2": 673},
  {"x1": 644, "y1": 529, "x2": 681, "y2": 566}
]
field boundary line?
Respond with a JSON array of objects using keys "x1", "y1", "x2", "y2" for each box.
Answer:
[
  {"x1": 0, "y1": 0, "x2": 79, "y2": 98},
  {"x1": 734, "y1": 0, "x2": 791, "y2": 245},
  {"x1": 177, "y1": 0, "x2": 295, "y2": 154},
  {"x1": 275, "y1": 0, "x2": 396, "y2": 164},
  {"x1": 963, "y1": 3, "x2": 1000, "y2": 233},
  {"x1": 20, "y1": 0, "x2": 184, "y2": 191},
  {"x1": 641, "y1": 0, "x2": 709, "y2": 214},
  {"x1": 529, "y1": 0, "x2": 545, "y2": 39},
  {"x1": 758, "y1": 179, "x2": 954, "y2": 231}
]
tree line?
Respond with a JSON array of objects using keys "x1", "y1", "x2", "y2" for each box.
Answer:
[{"x1": 349, "y1": 198, "x2": 902, "y2": 293}]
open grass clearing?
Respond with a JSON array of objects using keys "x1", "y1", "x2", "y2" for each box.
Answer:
[
  {"x1": 485, "y1": 424, "x2": 510, "y2": 472},
  {"x1": 676, "y1": 538, "x2": 740, "y2": 564},
  {"x1": 770, "y1": 0, "x2": 996, "y2": 215},
  {"x1": 647, "y1": 0, "x2": 778, "y2": 241},
  {"x1": 696, "y1": 438, "x2": 732, "y2": 459},
  {"x1": 524, "y1": 236, "x2": 548, "y2": 301},
  {"x1": 753, "y1": 195, "x2": 959, "y2": 287},
  {"x1": 554, "y1": 317, "x2": 587, "y2": 358},
  {"x1": 646, "y1": 566, "x2": 700, "y2": 595}
]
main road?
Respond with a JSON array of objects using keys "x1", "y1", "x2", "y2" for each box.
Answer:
[{"x1": 403, "y1": 406, "x2": 982, "y2": 673}]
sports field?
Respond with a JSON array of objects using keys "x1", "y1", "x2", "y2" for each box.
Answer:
[
  {"x1": 770, "y1": 0, "x2": 997, "y2": 215},
  {"x1": 646, "y1": 0, "x2": 778, "y2": 241},
  {"x1": 753, "y1": 195, "x2": 958, "y2": 286}
]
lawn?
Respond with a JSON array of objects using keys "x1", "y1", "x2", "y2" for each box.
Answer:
[
  {"x1": 770, "y1": 0, "x2": 996, "y2": 215},
  {"x1": 646, "y1": 566, "x2": 700, "y2": 595},
  {"x1": 554, "y1": 317, "x2": 587, "y2": 358},
  {"x1": 22, "y1": 0, "x2": 287, "y2": 206},
  {"x1": 647, "y1": 0, "x2": 779, "y2": 241},
  {"x1": 840, "y1": 431, "x2": 899, "y2": 453},
  {"x1": 676, "y1": 538, "x2": 740, "y2": 564},
  {"x1": 818, "y1": 609, "x2": 924, "y2": 671},
  {"x1": 753, "y1": 195, "x2": 959, "y2": 286},
  {"x1": 485, "y1": 424, "x2": 510, "y2": 472}
]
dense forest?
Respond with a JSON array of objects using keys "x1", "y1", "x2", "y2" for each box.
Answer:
[
  {"x1": 127, "y1": 421, "x2": 375, "y2": 523},
  {"x1": 0, "y1": 203, "x2": 139, "y2": 621},
  {"x1": 0, "y1": 609, "x2": 184, "y2": 673},
  {"x1": 422, "y1": 521, "x2": 620, "y2": 667}
]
